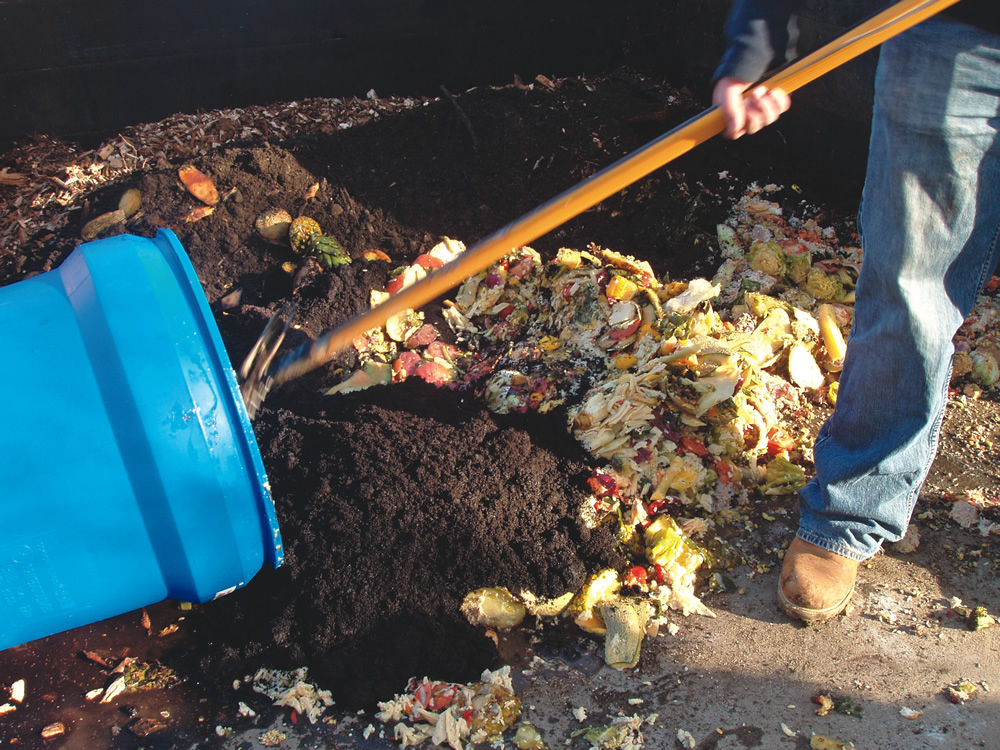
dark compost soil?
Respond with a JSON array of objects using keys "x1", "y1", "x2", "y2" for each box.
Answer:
[{"x1": 0, "y1": 71, "x2": 878, "y2": 746}]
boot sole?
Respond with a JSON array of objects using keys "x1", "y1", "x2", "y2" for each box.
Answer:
[{"x1": 777, "y1": 582, "x2": 854, "y2": 624}]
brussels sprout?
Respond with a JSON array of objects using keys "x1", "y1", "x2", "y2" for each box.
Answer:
[
  {"x1": 468, "y1": 682, "x2": 522, "y2": 737},
  {"x1": 744, "y1": 291, "x2": 790, "y2": 319},
  {"x1": 783, "y1": 244, "x2": 813, "y2": 285},
  {"x1": 779, "y1": 287, "x2": 817, "y2": 311},
  {"x1": 802, "y1": 268, "x2": 843, "y2": 302},
  {"x1": 717, "y1": 223, "x2": 744, "y2": 258},
  {"x1": 968, "y1": 605, "x2": 997, "y2": 631},
  {"x1": 514, "y1": 724, "x2": 547, "y2": 750}
]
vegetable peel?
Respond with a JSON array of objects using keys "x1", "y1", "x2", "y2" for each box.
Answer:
[{"x1": 178, "y1": 165, "x2": 219, "y2": 206}]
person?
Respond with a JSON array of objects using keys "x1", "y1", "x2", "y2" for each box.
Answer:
[{"x1": 712, "y1": 0, "x2": 1000, "y2": 622}]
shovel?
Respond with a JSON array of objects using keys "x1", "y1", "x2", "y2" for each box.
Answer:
[{"x1": 240, "y1": 0, "x2": 959, "y2": 419}]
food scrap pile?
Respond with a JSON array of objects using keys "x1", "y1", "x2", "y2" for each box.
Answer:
[
  {"x1": 304, "y1": 175, "x2": 1000, "y2": 744},
  {"x1": 293, "y1": 185, "x2": 853, "y2": 680},
  {"x1": 375, "y1": 667, "x2": 521, "y2": 749}
]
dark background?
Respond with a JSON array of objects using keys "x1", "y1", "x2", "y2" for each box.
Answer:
[{"x1": 0, "y1": 0, "x2": 883, "y2": 156}]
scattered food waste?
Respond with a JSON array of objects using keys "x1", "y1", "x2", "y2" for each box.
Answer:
[
  {"x1": 810, "y1": 735, "x2": 855, "y2": 750},
  {"x1": 376, "y1": 667, "x2": 521, "y2": 750},
  {"x1": 944, "y1": 678, "x2": 979, "y2": 704}
]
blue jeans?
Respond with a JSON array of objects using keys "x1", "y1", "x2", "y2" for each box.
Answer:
[{"x1": 798, "y1": 18, "x2": 1000, "y2": 561}]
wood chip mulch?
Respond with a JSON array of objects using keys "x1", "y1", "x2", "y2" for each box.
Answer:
[{"x1": 0, "y1": 91, "x2": 438, "y2": 274}]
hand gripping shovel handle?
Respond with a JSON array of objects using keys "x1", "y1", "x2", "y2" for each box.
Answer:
[{"x1": 242, "y1": 0, "x2": 960, "y2": 418}]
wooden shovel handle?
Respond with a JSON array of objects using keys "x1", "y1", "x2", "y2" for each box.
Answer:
[{"x1": 271, "y1": 0, "x2": 960, "y2": 384}]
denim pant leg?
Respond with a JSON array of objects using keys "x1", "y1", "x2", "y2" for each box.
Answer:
[{"x1": 798, "y1": 19, "x2": 1000, "y2": 561}]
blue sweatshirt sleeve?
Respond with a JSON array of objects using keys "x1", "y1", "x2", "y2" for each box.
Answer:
[{"x1": 713, "y1": 0, "x2": 804, "y2": 84}]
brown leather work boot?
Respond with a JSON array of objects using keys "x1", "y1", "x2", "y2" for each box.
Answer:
[{"x1": 778, "y1": 537, "x2": 861, "y2": 623}]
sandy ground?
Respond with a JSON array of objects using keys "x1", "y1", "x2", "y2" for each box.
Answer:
[{"x1": 220, "y1": 522, "x2": 1000, "y2": 750}]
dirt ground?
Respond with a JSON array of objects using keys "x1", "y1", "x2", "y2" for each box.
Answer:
[{"x1": 1, "y1": 70, "x2": 998, "y2": 749}]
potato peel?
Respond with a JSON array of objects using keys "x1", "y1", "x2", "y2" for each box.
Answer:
[
  {"x1": 81, "y1": 209, "x2": 126, "y2": 240},
  {"x1": 184, "y1": 205, "x2": 215, "y2": 223},
  {"x1": 178, "y1": 165, "x2": 219, "y2": 206}
]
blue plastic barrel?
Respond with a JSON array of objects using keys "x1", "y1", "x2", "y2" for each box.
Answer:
[{"x1": 0, "y1": 229, "x2": 283, "y2": 650}]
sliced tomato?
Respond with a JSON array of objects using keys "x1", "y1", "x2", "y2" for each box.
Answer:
[
  {"x1": 392, "y1": 351, "x2": 421, "y2": 381},
  {"x1": 352, "y1": 333, "x2": 372, "y2": 352},
  {"x1": 766, "y1": 426, "x2": 796, "y2": 456},
  {"x1": 508, "y1": 256, "x2": 535, "y2": 280},
  {"x1": 609, "y1": 318, "x2": 641, "y2": 341},
  {"x1": 622, "y1": 565, "x2": 648, "y2": 588},
  {"x1": 715, "y1": 458, "x2": 736, "y2": 484},
  {"x1": 386, "y1": 275, "x2": 405, "y2": 295},
  {"x1": 426, "y1": 684, "x2": 458, "y2": 711},
  {"x1": 414, "y1": 253, "x2": 445, "y2": 269},
  {"x1": 426, "y1": 341, "x2": 460, "y2": 360},
  {"x1": 404, "y1": 323, "x2": 439, "y2": 348},
  {"x1": 681, "y1": 435, "x2": 709, "y2": 456},
  {"x1": 652, "y1": 564, "x2": 667, "y2": 586},
  {"x1": 414, "y1": 361, "x2": 452, "y2": 385}
]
